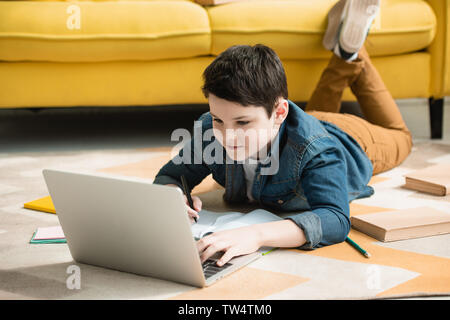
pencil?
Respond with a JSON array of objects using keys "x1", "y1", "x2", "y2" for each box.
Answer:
[
  {"x1": 345, "y1": 237, "x2": 371, "y2": 258},
  {"x1": 262, "y1": 247, "x2": 279, "y2": 256},
  {"x1": 180, "y1": 175, "x2": 197, "y2": 223}
]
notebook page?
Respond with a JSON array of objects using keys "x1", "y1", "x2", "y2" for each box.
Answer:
[
  {"x1": 212, "y1": 209, "x2": 284, "y2": 233},
  {"x1": 191, "y1": 210, "x2": 244, "y2": 239},
  {"x1": 34, "y1": 226, "x2": 65, "y2": 240}
]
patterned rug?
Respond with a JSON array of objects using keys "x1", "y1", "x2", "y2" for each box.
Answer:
[{"x1": 0, "y1": 140, "x2": 449, "y2": 300}]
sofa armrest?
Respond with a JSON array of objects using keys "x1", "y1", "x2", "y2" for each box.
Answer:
[{"x1": 426, "y1": 0, "x2": 450, "y2": 98}]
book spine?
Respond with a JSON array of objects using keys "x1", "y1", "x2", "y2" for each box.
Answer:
[
  {"x1": 385, "y1": 222, "x2": 450, "y2": 242},
  {"x1": 404, "y1": 180, "x2": 446, "y2": 196},
  {"x1": 350, "y1": 218, "x2": 386, "y2": 242}
]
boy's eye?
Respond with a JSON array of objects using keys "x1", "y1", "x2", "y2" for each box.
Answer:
[{"x1": 212, "y1": 118, "x2": 249, "y2": 126}]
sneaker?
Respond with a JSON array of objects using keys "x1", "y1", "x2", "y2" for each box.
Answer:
[
  {"x1": 338, "y1": 0, "x2": 380, "y2": 54},
  {"x1": 322, "y1": 0, "x2": 347, "y2": 51}
]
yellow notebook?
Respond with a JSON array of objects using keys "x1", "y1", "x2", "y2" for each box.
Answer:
[{"x1": 23, "y1": 196, "x2": 56, "y2": 214}]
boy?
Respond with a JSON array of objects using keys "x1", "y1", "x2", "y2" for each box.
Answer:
[{"x1": 154, "y1": 0, "x2": 412, "y2": 266}]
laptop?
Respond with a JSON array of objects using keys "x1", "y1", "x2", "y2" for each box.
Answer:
[{"x1": 42, "y1": 168, "x2": 263, "y2": 287}]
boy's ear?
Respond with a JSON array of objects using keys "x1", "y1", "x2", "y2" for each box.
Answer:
[{"x1": 274, "y1": 98, "x2": 289, "y2": 123}]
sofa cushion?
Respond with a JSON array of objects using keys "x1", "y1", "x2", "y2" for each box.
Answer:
[
  {"x1": 208, "y1": 0, "x2": 437, "y2": 58},
  {"x1": 0, "y1": 1, "x2": 210, "y2": 62}
]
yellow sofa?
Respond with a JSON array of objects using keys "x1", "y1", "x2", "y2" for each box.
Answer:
[{"x1": 0, "y1": 0, "x2": 448, "y2": 138}]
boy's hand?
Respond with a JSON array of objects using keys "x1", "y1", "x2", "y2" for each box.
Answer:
[
  {"x1": 164, "y1": 184, "x2": 202, "y2": 223},
  {"x1": 196, "y1": 225, "x2": 261, "y2": 266},
  {"x1": 183, "y1": 194, "x2": 202, "y2": 224}
]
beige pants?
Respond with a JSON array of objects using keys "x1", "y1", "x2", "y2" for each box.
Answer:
[{"x1": 305, "y1": 46, "x2": 413, "y2": 175}]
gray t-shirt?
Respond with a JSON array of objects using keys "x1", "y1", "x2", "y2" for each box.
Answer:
[
  {"x1": 243, "y1": 159, "x2": 259, "y2": 203},
  {"x1": 242, "y1": 130, "x2": 280, "y2": 203}
]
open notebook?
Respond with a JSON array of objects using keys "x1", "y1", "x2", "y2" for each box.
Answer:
[
  {"x1": 30, "y1": 209, "x2": 288, "y2": 248},
  {"x1": 191, "y1": 209, "x2": 290, "y2": 255},
  {"x1": 191, "y1": 209, "x2": 286, "y2": 240}
]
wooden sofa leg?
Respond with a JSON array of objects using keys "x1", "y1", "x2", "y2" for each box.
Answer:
[{"x1": 428, "y1": 97, "x2": 444, "y2": 139}]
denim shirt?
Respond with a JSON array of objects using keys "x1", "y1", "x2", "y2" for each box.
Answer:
[{"x1": 153, "y1": 100, "x2": 374, "y2": 249}]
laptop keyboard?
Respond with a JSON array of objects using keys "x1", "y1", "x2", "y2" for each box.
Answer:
[{"x1": 202, "y1": 259, "x2": 233, "y2": 279}]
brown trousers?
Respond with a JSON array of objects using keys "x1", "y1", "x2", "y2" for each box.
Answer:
[{"x1": 305, "y1": 46, "x2": 413, "y2": 175}]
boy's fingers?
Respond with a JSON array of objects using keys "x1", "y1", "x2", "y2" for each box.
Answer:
[
  {"x1": 192, "y1": 196, "x2": 202, "y2": 211},
  {"x1": 200, "y1": 242, "x2": 225, "y2": 264},
  {"x1": 196, "y1": 235, "x2": 213, "y2": 254},
  {"x1": 217, "y1": 247, "x2": 238, "y2": 266},
  {"x1": 187, "y1": 206, "x2": 199, "y2": 219},
  {"x1": 183, "y1": 194, "x2": 201, "y2": 212}
]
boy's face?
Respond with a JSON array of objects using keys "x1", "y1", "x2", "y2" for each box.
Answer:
[{"x1": 208, "y1": 94, "x2": 289, "y2": 162}]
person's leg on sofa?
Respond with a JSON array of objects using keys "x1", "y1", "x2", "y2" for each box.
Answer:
[
  {"x1": 306, "y1": 0, "x2": 380, "y2": 113},
  {"x1": 350, "y1": 46, "x2": 410, "y2": 134},
  {"x1": 348, "y1": 45, "x2": 413, "y2": 174},
  {"x1": 304, "y1": 0, "x2": 412, "y2": 175},
  {"x1": 305, "y1": 49, "x2": 412, "y2": 175},
  {"x1": 304, "y1": 51, "x2": 363, "y2": 113}
]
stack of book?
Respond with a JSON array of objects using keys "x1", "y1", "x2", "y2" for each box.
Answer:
[{"x1": 30, "y1": 226, "x2": 66, "y2": 244}]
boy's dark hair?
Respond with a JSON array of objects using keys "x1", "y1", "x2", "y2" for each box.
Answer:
[{"x1": 201, "y1": 44, "x2": 288, "y2": 118}]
